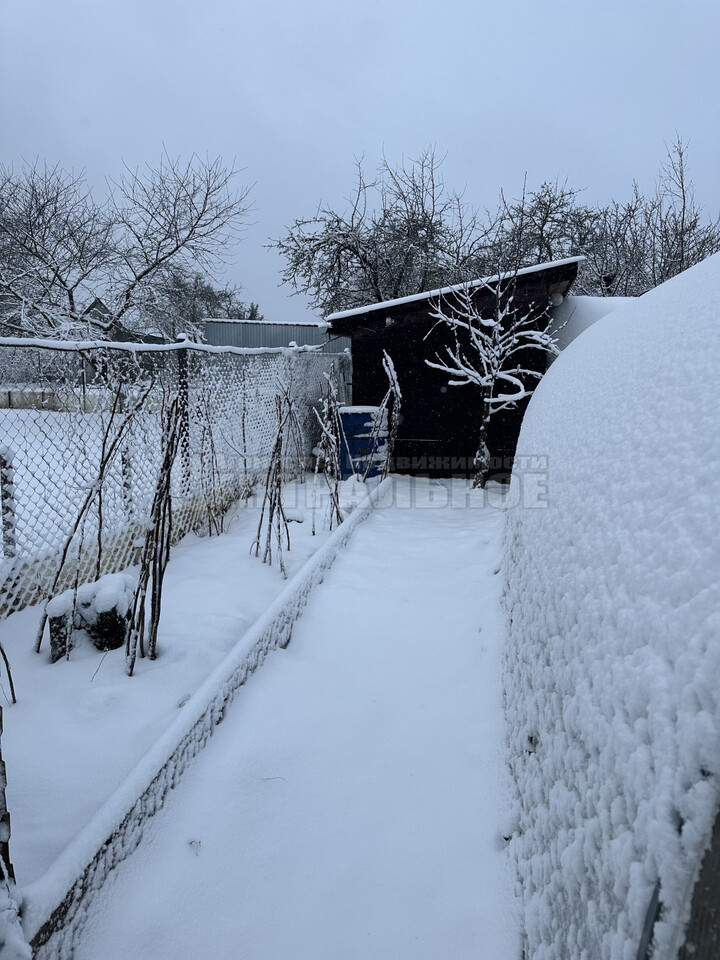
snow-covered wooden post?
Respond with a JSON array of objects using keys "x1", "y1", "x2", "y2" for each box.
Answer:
[
  {"x1": 0, "y1": 448, "x2": 16, "y2": 560},
  {"x1": 0, "y1": 707, "x2": 15, "y2": 882}
]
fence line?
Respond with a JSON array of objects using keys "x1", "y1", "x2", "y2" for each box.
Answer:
[
  {"x1": 0, "y1": 341, "x2": 350, "y2": 623},
  {"x1": 0, "y1": 334, "x2": 327, "y2": 356}
]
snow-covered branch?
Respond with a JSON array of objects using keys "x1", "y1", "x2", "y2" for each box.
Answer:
[
  {"x1": 0, "y1": 157, "x2": 252, "y2": 340},
  {"x1": 426, "y1": 277, "x2": 558, "y2": 486}
]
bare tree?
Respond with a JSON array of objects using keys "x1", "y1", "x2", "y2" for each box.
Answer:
[
  {"x1": 138, "y1": 264, "x2": 259, "y2": 341},
  {"x1": 573, "y1": 185, "x2": 649, "y2": 296},
  {"x1": 0, "y1": 155, "x2": 252, "y2": 339},
  {"x1": 126, "y1": 392, "x2": 182, "y2": 676},
  {"x1": 251, "y1": 385, "x2": 305, "y2": 578},
  {"x1": 359, "y1": 351, "x2": 402, "y2": 482},
  {"x1": 496, "y1": 178, "x2": 598, "y2": 271},
  {"x1": 644, "y1": 135, "x2": 720, "y2": 286},
  {"x1": 577, "y1": 137, "x2": 720, "y2": 296},
  {"x1": 271, "y1": 147, "x2": 498, "y2": 315},
  {"x1": 273, "y1": 140, "x2": 720, "y2": 317},
  {"x1": 426, "y1": 277, "x2": 559, "y2": 488}
]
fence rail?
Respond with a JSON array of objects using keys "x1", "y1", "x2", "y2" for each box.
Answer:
[{"x1": 0, "y1": 338, "x2": 350, "y2": 622}]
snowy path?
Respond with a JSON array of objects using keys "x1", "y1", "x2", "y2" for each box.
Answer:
[{"x1": 74, "y1": 478, "x2": 519, "y2": 960}]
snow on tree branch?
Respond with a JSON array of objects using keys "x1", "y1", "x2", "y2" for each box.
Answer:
[
  {"x1": 0, "y1": 156, "x2": 253, "y2": 339},
  {"x1": 426, "y1": 277, "x2": 559, "y2": 487}
]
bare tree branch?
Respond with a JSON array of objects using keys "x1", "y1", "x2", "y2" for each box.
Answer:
[
  {"x1": 426, "y1": 277, "x2": 558, "y2": 487},
  {"x1": 0, "y1": 155, "x2": 253, "y2": 339}
]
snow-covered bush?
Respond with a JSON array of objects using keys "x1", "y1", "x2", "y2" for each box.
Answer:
[
  {"x1": 47, "y1": 574, "x2": 136, "y2": 662},
  {"x1": 504, "y1": 254, "x2": 720, "y2": 959}
]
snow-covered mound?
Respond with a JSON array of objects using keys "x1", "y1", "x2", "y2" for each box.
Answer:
[
  {"x1": 504, "y1": 254, "x2": 720, "y2": 960},
  {"x1": 548, "y1": 293, "x2": 633, "y2": 351}
]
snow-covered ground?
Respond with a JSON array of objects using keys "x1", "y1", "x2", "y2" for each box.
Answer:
[
  {"x1": 504, "y1": 254, "x2": 720, "y2": 959},
  {"x1": 11, "y1": 256, "x2": 715, "y2": 958},
  {"x1": 62, "y1": 477, "x2": 519, "y2": 960},
  {"x1": 2, "y1": 478, "x2": 347, "y2": 886}
]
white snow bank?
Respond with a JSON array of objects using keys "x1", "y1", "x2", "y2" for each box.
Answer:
[
  {"x1": 548, "y1": 294, "x2": 633, "y2": 351},
  {"x1": 504, "y1": 254, "x2": 720, "y2": 960}
]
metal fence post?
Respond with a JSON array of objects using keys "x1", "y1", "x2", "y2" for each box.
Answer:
[
  {"x1": 176, "y1": 336, "x2": 191, "y2": 493},
  {"x1": 0, "y1": 449, "x2": 16, "y2": 560}
]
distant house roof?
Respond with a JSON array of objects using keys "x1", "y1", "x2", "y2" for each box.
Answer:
[
  {"x1": 81, "y1": 297, "x2": 165, "y2": 344},
  {"x1": 204, "y1": 317, "x2": 323, "y2": 326},
  {"x1": 326, "y1": 256, "x2": 585, "y2": 325},
  {"x1": 203, "y1": 318, "x2": 350, "y2": 353},
  {"x1": 82, "y1": 297, "x2": 112, "y2": 322}
]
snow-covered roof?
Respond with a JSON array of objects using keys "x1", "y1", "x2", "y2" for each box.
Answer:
[
  {"x1": 204, "y1": 318, "x2": 323, "y2": 327},
  {"x1": 326, "y1": 256, "x2": 585, "y2": 323}
]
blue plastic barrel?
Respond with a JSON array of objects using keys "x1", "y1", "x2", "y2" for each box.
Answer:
[{"x1": 338, "y1": 406, "x2": 388, "y2": 479}]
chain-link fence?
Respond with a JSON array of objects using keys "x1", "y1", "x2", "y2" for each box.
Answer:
[{"x1": 0, "y1": 338, "x2": 351, "y2": 621}]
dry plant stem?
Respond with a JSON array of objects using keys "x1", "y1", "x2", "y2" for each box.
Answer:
[
  {"x1": 127, "y1": 396, "x2": 181, "y2": 675},
  {"x1": 380, "y1": 351, "x2": 402, "y2": 481},
  {"x1": 66, "y1": 516, "x2": 88, "y2": 661},
  {"x1": 121, "y1": 445, "x2": 133, "y2": 519},
  {"x1": 34, "y1": 378, "x2": 153, "y2": 653},
  {"x1": 148, "y1": 443, "x2": 174, "y2": 659},
  {"x1": 252, "y1": 394, "x2": 292, "y2": 577},
  {"x1": 0, "y1": 643, "x2": 17, "y2": 704},
  {"x1": 252, "y1": 439, "x2": 277, "y2": 559},
  {"x1": 337, "y1": 411, "x2": 354, "y2": 479},
  {"x1": 311, "y1": 367, "x2": 344, "y2": 530},
  {"x1": 325, "y1": 410, "x2": 344, "y2": 526},
  {"x1": 286, "y1": 397, "x2": 306, "y2": 482},
  {"x1": 311, "y1": 453, "x2": 320, "y2": 537},
  {"x1": 241, "y1": 379, "x2": 248, "y2": 487},
  {"x1": 197, "y1": 386, "x2": 224, "y2": 536},
  {"x1": 92, "y1": 378, "x2": 125, "y2": 582},
  {"x1": 95, "y1": 484, "x2": 104, "y2": 583},
  {"x1": 360, "y1": 399, "x2": 390, "y2": 484},
  {"x1": 276, "y1": 379, "x2": 306, "y2": 483},
  {"x1": 149, "y1": 403, "x2": 180, "y2": 658}
]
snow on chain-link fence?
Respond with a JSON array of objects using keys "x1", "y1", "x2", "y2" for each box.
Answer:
[{"x1": 0, "y1": 337, "x2": 350, "y2": 622}]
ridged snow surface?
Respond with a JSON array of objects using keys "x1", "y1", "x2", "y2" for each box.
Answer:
[{"x1": 504, "y1": 254, "x2": 720, "y2": 960}]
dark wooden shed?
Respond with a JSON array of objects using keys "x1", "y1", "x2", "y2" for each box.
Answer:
[{"x1": 326, "y1": 257, "x2": 582, "y2": 478}]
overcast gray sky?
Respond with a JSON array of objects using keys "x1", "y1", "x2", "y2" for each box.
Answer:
[{"x1": 2, "y1": 0, "x2": 719, "y2": 322}]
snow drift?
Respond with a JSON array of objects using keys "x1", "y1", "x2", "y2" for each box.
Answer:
[{"x1": 504, "y1": 254, "x2": 720, "y2": 959}]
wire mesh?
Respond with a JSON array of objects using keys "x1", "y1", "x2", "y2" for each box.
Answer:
[{"x1": 0, "y1": 340, "x2": 350, "y2": 620}]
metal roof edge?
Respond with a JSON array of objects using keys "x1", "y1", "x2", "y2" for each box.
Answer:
[
  {"x1": 204, "y1": 318, "x2": 323, "y2": 327},
  {"x1": 326, "y1": 256, "x2": 585, "y2": 323}
]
